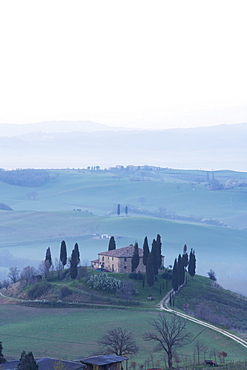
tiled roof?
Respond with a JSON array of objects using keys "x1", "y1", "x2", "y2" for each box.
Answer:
[
  {"x1": 0, "y1": 358, "x2": 84, "y2": 370},
  {"x1": 98, "y1": 244, "x2": 143, "y2": 258},
  {"x1": 80, "y1": 355, "x2": 128, "y2": 366}
]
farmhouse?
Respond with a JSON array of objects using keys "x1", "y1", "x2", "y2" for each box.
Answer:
[{"x1": 91, "y1": 244, "x2": 164, "y2": 273}]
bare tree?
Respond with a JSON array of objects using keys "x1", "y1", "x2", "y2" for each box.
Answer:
[
  {"x1": 97, "y1": 327, "x2": 138, "y2": 356},
  {"x1": 143, "y1": 314, "x2": 190, "y2": 369},
  {"x1": 21, "y1": 266, "x2": 37, "y2": 285},
  {"x1": 8, "y1": 267, "x2": 20, "y2": 283}
]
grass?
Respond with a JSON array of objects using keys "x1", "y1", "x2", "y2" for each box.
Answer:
[
  {"x1": 1, "y1": 272, "x2": 247, "y2": 367},
  {"x1": 1, "y1": 304, "x2": 247, "y2": 365}
]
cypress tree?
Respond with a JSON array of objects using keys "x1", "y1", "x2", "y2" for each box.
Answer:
[
  {"x1": 131, "y1": 242, "x2": 140, "y2": 272},
  {"x1": 188, "y1": 249, "x2": 196, "y2": 278},
  {"x1": 146, "y1": 252, "x2": 154, "y2": 293},
  {"x1": 178, "y1": 254, "x2": 185, "y2": 286},
  {"x1": 17, "y1": 351, "x2": 38, "y2": 370},
  {"x1": 74, "y1": 243, "x2": 80, "y2": 265},
  {"x1": 0, "y1": 342, "x2": 6, "y2": 364},
  {"x1": 108, "y1": 236, "x2": 116, "y2": 251},
  {"x1": 151, "y1": 239, "x2": 159, "y2": 275},
  {"x1": 172, "y1": 258, "x2": 179, "y2": 292},
  {"x1": 156, "y1": 234, "x2": 162, "y2": 269},
  {"x1": 117, "y1": 204, "x2": 120, "y2": 217},
  {"x1": 70, "y1": 249, "x2": 78, "y2": 279},
  {"x1": 45, "y1": 247, "x2": 52, "y2": 269},
  {"x1": 143, "y1": 236, "x2": 149, "y2": 266},
  {"x1": 60, "y1": 240, "x2": 67, "y2": 267}
]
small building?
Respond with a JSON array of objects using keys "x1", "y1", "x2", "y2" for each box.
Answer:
[
  {"x1": 91, "y1": 244, "x2": 164, "y2": 273},
  {"x1": 80, "y1": 355, "x2": 128, "y2": 370}
]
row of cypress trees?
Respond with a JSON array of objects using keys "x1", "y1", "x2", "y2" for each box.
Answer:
[
  {"x1": 44, "y1": 241, "x2": 80, "y2": 280},
  {"x1": 172, "y1": 245, "x2": 196, "y2": 292}
]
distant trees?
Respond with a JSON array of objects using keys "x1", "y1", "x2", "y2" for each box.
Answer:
[
  {"x1": 60, "y1": 240, "x2": 67, "y2": 267},
  {"x1": 17, "y1": 351, "x2": 38, "y2": 370},
  {"x1": 98, "y1": 327, "x2": 138, "y2": 356},
  {"x1": 117, "y1": 204, "x2": 120, "y2": 217},
  {"x1": 108, "y1": 236, "x2": 116, "y2": 251},
  {"x1": 131, "y1": 242, "x2": 139, "y2": 272}
]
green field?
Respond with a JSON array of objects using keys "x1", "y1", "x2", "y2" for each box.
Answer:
[
  {"x1": 0, "y1": 167, "x2": 247, "y2": 295},
  {"x1": 0, "y1": 305, "x2": 246, "y2": 365}
]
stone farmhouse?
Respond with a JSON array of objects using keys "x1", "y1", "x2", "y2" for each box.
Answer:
[{"x1": 91, "y1": 244, "x2": 164, "y2": 273}]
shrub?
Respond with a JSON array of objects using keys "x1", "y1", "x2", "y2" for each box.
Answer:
[
  {"x1": 27, "y1": 282, "x2": 51, "y2": 299},
  {"x1": 87, "y1": 273, "x2": 122, "y2": 293},
  {"x1": 59, "y1": 286, "x2": 73, "y2": 298}
]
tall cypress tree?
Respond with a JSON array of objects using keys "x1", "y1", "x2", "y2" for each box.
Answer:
[
  {"x1": 178, "y1": 254, "x2": 185, "y2": 286},
  {"x1": 188, "y1": 249, "x2": 196, "y2": 278},
  {"x1": 60, "y1": 240, "x2": 67, "y2": 267},
  {"x1": 146, "y1": 252, "x2": 154, "y2": 293},
  {"x1": 74, "y1": 243, "x2": 80, "y2": 265},
  {"x1": 143, "y1": 236, "x2": 150, "y2": 266},
  {"x1": 108, "y1": 236, "x2": 116, "y2": 251},
  {"x1": 151, "y1": 239, "x2": 159, "y2": 275},
  {"x1": 117, "y1": 204, "x2": 120, "y2": 217},
  {"x1": 131, "y1": 242, "x2": 140, "y2": 272},
  {"x1": 70, "y1": 249, "x2": 78, "y2": 279},
  {"x1": 45, "y1": 247, "x2": 52, "y2": 269},
  {"x1": 156, "y1": 234, "x2": 162, "y2": 269},
  {"x1": 172, "y1": 258, "x2": 179, "y2": 292},
  {"x1": 17, "y1": 351, "x2": 38, "y2": 370}
]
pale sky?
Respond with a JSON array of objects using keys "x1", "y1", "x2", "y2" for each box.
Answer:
[{"x1": 0, "y1": 0, "x2": 246, "y2": 129}]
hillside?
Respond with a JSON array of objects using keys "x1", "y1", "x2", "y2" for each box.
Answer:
[{"x1": 0, "y1": 167, "x2": 247, "y2": 296}]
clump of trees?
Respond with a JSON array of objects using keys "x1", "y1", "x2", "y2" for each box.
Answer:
[
  {"x1": 142, "y1": 234, "x2": 163, "y2": 293},
  {"x1": 17, "y1": 351, "x2": 38, "y2": 370}
]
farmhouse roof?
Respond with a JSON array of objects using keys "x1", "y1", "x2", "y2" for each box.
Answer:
[
  {"x1": 0, "y1": 358, "x2": 85, "y2": 370},
  {"x1": 98, "y1": 244, "x2": 143, "y2": 258},
  {"x1": 80, "y1": 355, "x2": 128, "y2": 366}
]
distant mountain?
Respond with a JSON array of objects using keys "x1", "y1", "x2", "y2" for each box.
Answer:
[
  {"x1": 1, "y1": 121, "x2": 247, "y2": 171},
  {"x1": 0, "y1": 120, "x2": 128, "y2": 136}
]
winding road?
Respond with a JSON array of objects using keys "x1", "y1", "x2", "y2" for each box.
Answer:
[{"x1": 159, "y1": 289, "x2": 247, "y2": 349}]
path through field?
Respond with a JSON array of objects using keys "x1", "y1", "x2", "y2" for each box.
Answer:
[{"x1": 159, "y1": 289, "x2": 247, "y2": 349}]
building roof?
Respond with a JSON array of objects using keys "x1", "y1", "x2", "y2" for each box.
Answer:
[
  {"x1": 0, "y1": 358, "x2": 85, "y2": 370},
  {"x1": 80, "y1": 355, "x2": 128, "y2": 366},
  {"x1": 98, "y1": 244, "x2": 143, "y2": 258}
]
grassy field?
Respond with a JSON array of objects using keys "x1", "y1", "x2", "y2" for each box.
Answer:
[{"x1": 0, "y1": 304, "x2": 247, "y2": 365}]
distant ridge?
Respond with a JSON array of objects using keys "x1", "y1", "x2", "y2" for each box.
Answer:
[
  {"x1": 0, "y1": 120, "x2": 125, "y2": 136},
  {"x1": 0, "y1": 121, "x2": 247, "y2": 171}
]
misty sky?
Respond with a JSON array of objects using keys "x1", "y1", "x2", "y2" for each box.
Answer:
[{"x1": 0, "y1": 0, "x2": 246, "y2": 130}]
